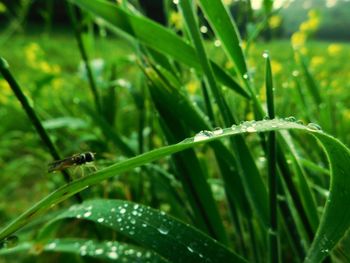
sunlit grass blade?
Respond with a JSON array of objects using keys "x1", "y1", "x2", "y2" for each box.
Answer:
[{"x1": 69, "y1": 0, "x2": 250, "y2": 98}]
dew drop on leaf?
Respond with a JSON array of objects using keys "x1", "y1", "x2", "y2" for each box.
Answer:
[
  {"x1": 194, "y1": 130, "x2": 213, "y2": 142},
  {"x1": 157, "y1": 225, "x2": 169, "y2": 235},
  {"x1": 307, "y1": 122, "x2": 322, "y2": 131},
  {"x1": 212, "y1": 127, "x2": 223, "y2": 135}
]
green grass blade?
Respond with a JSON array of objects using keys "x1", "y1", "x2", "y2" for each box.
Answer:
[
  {"x1": 69, "y1": 0, "x2": 249, "y2": 98},
  {"x1": 304, "y1": 133, "x2": 350, "y2": 262},
  {"x1": 0, "y1": 239, "x2": 167, "y2": 262},
  {"x1": 298, "y1": 54, "x2": 322, "y2": 106},
  {"x1": 264, "y1": 52, "x2": 279, "y2": 263},
  {"x1": 46, "y1": 199, "x2": 247, "y2": 262}
]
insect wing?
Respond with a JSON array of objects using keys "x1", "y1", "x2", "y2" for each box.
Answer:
[{"x1": 48, "y1": 156, "x2": 76, "y2": 172}]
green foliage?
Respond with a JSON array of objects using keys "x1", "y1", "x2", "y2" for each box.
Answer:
[{"x1": 0, "y1": 1, "x2": 350, "y2": 263}]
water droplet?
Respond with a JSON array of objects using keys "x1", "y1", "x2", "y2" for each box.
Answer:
[
  {"x1": 246, "y1": 126, "x2": 257, "y2": 133},
  {"x1": 307, "y1": 123, "x2": 322, "y2": 131},
  {"x1": 111, "y1": 208, "x2": 116, "y2": 212},
  {"x1": 200, "y1": 26, "x2": 208, "y2": 33},
  {"x1": 284, "y1": 116, "x2": 296, "y2": 122},
  {"x1": 95, "y1": 248, "x2": 104, "y2": 255},
  {"x1": 187, "y1": 243, "x2": 197, "y2": 253},
  {"x1": 292, "y1": 70, "x2": 299, "y2": 77},
  {"x1": 214, "y1": 39, "x2": 221, "y2": 47},
  {"x1": 97, "y1": 217, "x2": 104, "y2": 223},
  {"x1": 130, "y1": 219, "x2": 136, "y2": 224},
  {"x1": 243, "y1": 73, "x2": 249, "y2": 80},
  {"x1": 212, "y1": 127, "x2": 223, "y2": 135},
  {"x1": 108, "y1": 251, "x2": 118, "y2": 259},
  {"x1": 262, "y1": 50, "x2": 269, "y2": 58},
  {"x1": 157, "y1": 225, "x2": 169, "y2": 235},
  {"x1": 46, "y1": 242, "x2": 56, "y2": 250},
  {"x1": 142, "y1": 223, "x2": 147, "y2": 227},
  {"x1": 187, "y1": 245, "x2": 194, "y2": 253},
  {"x1": 83, "y1": 211, "x2": 92, "y2": 217},
  {"x1": 231, "y1": 124, "x2": 238, "y2": 131},
  {"x1": 173, "y1": 0, "x2": 179, "y2": 4},
  {"x1": 194, "y1": 130, "x2": 213, "y2": 142},
  {"x1": 120, "y1": 208, "x2": 126, "y2": 214}
]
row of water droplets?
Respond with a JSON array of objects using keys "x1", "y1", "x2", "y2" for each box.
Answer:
[{"x1": 193, "y1": 117, "x2": 322, "y2": 142}]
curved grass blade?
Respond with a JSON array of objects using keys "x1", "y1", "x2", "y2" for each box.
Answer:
[
  {"x1": 68, "y1": 0, "x2": 249, "y2": 98},
  {"x1": 0, "y1": 120, "x2": 349, "y2": 263},
  {"x1": 42, "y1": 199, "x2": 246, "y2": 263},
  {"x1": 0, "y1": 238, "x2": 167, "y2": 262}
]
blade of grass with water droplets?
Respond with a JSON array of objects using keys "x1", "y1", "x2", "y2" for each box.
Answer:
[{"x1": 45, "y1": 200, "x2": 248, "y2": 263}]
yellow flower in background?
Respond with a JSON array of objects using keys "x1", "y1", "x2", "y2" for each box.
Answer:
[
  {"x1": 169, "y1": 11, "x2": 183, "y2": 30},
  {"x1": 186, "y1": 80, "x2": 199, "y2": 95},
  {"x1": 24, "y1": 42, "x2": 61, "y2": 75},
  {"x1": 52, "y1": 78, "x2": 64, "y2": 91},
  {"x1": 0, "y1": 79, "x2": 11, "y2": 104},
  {"x1": 343, "y1": 109, "x2": 350, "y2": 121},
  {"x1": 291, "y1": 32, "x2": 306, "y2": 48},
  {"x1": 25, "y1": 42, "x2": 42, "y2": 67},
  {"x1": 328, "y1": 44, "x2": 342, "y2": 56},
  {"x1": 39, "y1": 61, "x2": 51, "y2": 73},
  {"x1": 269, "y1": 15, "x2": 282, "y2": 29},
  {"x1": 271, "y1": 60, "x2": 282, "y2": 75},
  {"x1": 310, "y1": 56, "x2": 325, "y2": 68},
  {"x1": 51, "y1": 65, "x2": 61, "y2": 74},
  {"x1": 0, "y1": 2, "x2": 7, "y2": 13}
]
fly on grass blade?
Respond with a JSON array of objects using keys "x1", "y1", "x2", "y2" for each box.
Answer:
[{"x1": 48, "y1": 152, "x2": 95, "y2": 173}]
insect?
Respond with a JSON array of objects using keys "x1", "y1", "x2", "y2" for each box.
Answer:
[{"x1": 48, "y1": 152, "x2": 95, "y2": 173}]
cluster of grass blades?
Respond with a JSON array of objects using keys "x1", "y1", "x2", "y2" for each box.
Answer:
[{"x1": 1, "y1": 0, "x2": 350, "y2": 262}]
